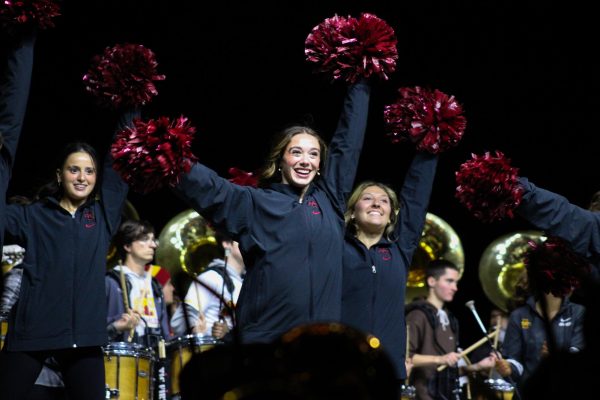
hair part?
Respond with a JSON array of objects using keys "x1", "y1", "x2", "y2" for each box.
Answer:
[
  {"x1": 258, "y1": 125, "x2": 328, "y2": 187},
  {"x1": 344, "y1": 181, "x2": 400, "y2": 240}
]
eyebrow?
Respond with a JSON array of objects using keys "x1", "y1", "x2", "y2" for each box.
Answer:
[{"x1": 288, "y1": 146, "x2": 320, "y2": 152}]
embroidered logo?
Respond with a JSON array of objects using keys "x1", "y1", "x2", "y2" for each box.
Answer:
[
  {"x1": 377, "y1": 248, "x2": 391, "y2": 261},
  {"x1": 558, "y1": 317, "x2": 572, "y2": 327},
  {"x1": 307, "y1": 200, "x2": 321, "y2": 215},
  {"x1": 520, "y1": 318, "x2": 531, "y2": 330},
  {"x1": 84, "y1": 209, "x2": 96, "y2": 228}
]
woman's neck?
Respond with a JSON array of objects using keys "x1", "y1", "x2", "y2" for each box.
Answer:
[
  {"x1": 356, "y1": 229, "x2": 384, "y2": 249},
  {"x1": 59, "y1": 198, "x2": 84, "y2": 213}
]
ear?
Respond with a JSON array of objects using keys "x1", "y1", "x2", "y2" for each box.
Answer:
[
  {"x1": 427, "y1": 276, "x2": 437, "y2": 288},
  {"x1": 124, "y1": 244, "x2": 132, "y2": 254}
]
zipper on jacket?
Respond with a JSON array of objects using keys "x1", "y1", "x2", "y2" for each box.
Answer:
[{"x1": 371, "y1": 265, "x2": 377, "y2": 274}]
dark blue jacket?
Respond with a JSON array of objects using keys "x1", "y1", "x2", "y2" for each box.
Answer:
[
  {"x1": 3, "y1": 111, "x2": 134, "y2": 351},
  {"x1": 502, "y1": 296, "x2": 585, "y2": 385},
  {"x1": 341, "y1": 153, "x2": 438, "y2": 379},
  {"x1": 517, "y1": 177, "x2": 600, "y2": 279},
  {"x1": 175, "y1": 80, "x2": 371, "y2": 343},
  {"x1": 0, "y1": 34, "x2": 35, "y2": 249}
]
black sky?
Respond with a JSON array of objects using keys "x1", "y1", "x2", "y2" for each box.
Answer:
[{"x1": 7, "y1": 0, "x2": 598, "y2": 341}]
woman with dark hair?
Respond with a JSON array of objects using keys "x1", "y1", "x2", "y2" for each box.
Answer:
[
  {"x1": 174, "y1": 78, "x2": 371, "y2": 343},
  {"x1": 0, "y1": 39, "x2": 137, "y2": 397},
  {"x1": 340, "y1": 152, "x2": 438, "y2": 385}
]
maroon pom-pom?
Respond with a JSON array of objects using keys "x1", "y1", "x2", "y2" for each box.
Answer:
[
  {"x1": 384, "y1": 86, "x2": 467, "y2": 153},
  {"x1": 305, "y1": 13, "x2": 397, "y2": 83},
  {"x1": 1, "y1": 0, "x2": 60, "y2": 29},
  {"x1": 455, "y1": 151, "x2": 523, "y2": 222},
  {"x1": 111, "y1": 116, "x2": 198, "y2": 193},
  {"x1": 525, "y1": 236, "x2": 591, "y2": 297},
  {"x1": 228, "y1": 167, "x2": 258, "y2": 187},
  {"x1": 83, "y1": 43, "x2": 166, "y2": 109}
]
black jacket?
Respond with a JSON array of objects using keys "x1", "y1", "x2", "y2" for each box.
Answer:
[
  {"x1": 175, "y1": 80, "x2": 371, "y2": 343},
  {"x1": 341, "y1": 153, "x2": 438, "y2": 379},
  {"x1": 4, "y1": 110, "x2": 134, "y2": 351}
]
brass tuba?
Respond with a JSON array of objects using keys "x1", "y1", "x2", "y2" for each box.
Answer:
[
  {"x1": 478, "y1": 230, "x2": 546, "y2": 312},
  {"x1": 406, "y1": 213, "x2": 464, "y2": 303},
  {"x1": 154, "y1": 209, "x2": 222, "y2": 279}
]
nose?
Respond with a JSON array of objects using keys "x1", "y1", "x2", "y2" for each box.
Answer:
[{"x1": 76, "y1": 171, "x2": 85, "y2": 181}]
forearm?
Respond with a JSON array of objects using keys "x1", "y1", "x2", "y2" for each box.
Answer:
[{"x1": 411, "y1": 353, "x2": 445, "y2": 367}]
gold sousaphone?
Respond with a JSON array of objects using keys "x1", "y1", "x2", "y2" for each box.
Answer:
[
  {"x1": 406, "y1": 213, "x2": 464, "y2": 303},
  {"x1": 478, "y1": 230, "x2": 546, "y2": 312},
  {"x1": 154, "y1": 209, "x2": 222, "y2": 279}
]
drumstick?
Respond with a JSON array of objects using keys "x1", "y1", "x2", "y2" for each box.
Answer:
[
  {"x1": 194, "y1": 278, "x2": 204, "y2": 332},
  {"x1": 118, "y1": 262, "x2": 135, "y2": 342},
  {"x1": 489, "y1": 316, "x2": 501, "y2": 375},
  {"x1": 406, "y1": 324, "x2": 411, "y2": 379},
  {"x1": 437, "y1": 330, "x2": 498, "y2": 372}
]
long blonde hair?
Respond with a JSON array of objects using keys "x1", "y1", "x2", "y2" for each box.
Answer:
[
  {"x1": 344, "y1": 181, "x2": 400, "y2": 240},
  {"x1": 258, "y1": 126, "x2": 328, "y2": 187}
]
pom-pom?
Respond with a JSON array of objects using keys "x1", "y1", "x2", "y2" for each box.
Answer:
[
  {"x1": 384, "y1": 86, "x2": 466, "y2": 153},
  {"x1": 305, "y1": 13, "x2": 397, "y2": 83},
  {"x1": 0, "y1": 0, "x2": 60, "y2": 30},
  {"x1": 111, "y1": 116, "x2": 198, "y2": 193},
  {"x1": 83, "y1": 43, "x2": 165, "y2": 109},
  {"x1": 228, "y1": 167, "x2": 258, "y2": 187},
  {"x1": 525, "y1": 236, "x2": 591, "y2": 297},
  {"x1": 455, "y1": 151, "x2": 523, "y2": 222}
]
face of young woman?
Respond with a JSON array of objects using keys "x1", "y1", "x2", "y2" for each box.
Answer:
[
  {"x1": 352, "y1": 186, "x2": 392, "y2": 234},
  {"x1": 279, "y1": 133, "x2": 321, "y2": 189},
  {"x1": 58, "y1": 151, "x2": 97, "y2": 205}
]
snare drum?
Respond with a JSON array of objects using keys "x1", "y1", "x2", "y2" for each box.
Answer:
[
  {"x1": 400, "y1": 384, "x2": 416, "y2": 400},
  {"x1": 103, "y1": 342, "x2": 155, "y2": 400},
  {"x1": 485, "y1": 378, "x2": 514, "y2": 400},
  {"x1": 167, "y1": 334, "x2": 222, "y2": 396}
]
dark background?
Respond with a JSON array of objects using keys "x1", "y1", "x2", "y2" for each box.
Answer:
[{"x1": 7, "y1": 0, "x2": 598, "y2": 344}]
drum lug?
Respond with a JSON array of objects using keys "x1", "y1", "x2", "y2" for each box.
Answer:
[{"x1": 105, "y1": 386, "x2": 119, "y2": 399}]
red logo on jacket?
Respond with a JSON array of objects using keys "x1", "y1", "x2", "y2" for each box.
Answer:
[
  {"x1": 377, "y1": 248, "x2": 391, "y2": 261},
  {"x1": 307, "y1": 200, "x2": 321, "y2": 215},
  {"x1": 84, "y1": 209, "x2": 96, "y2": 228}
]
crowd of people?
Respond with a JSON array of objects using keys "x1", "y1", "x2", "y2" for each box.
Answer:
[{"x1": 1, "y1": 7, "x2": 598, "y2": 400}]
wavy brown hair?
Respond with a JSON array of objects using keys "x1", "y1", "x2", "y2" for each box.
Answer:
[{"x1": 258, "y1": 126, "x2": 328, "y2": 187}]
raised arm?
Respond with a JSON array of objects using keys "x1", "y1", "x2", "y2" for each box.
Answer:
[
  {"x1": 322, "y1": 79, "x2": 371, "y2": 204},
  {"x1": 395, "y1": 153, "x2": 439, "y2": 262},
  {"x1": 174, "y1": 163, "x2": 252, "y2": 239},
  {"x1": 0, "y1": 33, "x2": 36, "y2": 248},
  {"x1": 101, "y1": 108, "x2": 140, "y2": 235},
  {"x1": 517, "y1": 177, "x2": 600, "y2": 258}
]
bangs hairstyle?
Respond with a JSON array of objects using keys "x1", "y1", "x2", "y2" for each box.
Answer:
[
  {"x1": 344, "y1": 181, "x2": 400, "y2": 240},
  {"x1": 113, "y1": 219, "x2": 155, "y2": 259},
  {"x1": 258, "y1": 125, "x2": 328, "y2": 187}
]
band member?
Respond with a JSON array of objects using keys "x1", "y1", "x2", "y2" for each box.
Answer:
[
  {"x1": 170, "y1": 229, "x2": 245, "y2": 340},
  {"x1": 106, "y1": 220, "x2": 171, "y2": 346},
  {"x1": 496, "y1": 236, "x2": 588, "y2": 394},
  {"x1": 406, "y1": 260, "x2": 497, "y2": 400}
]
